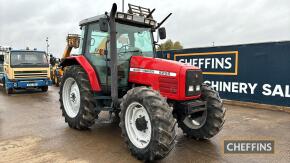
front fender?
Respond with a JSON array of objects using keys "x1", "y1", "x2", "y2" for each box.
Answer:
[{"x1": 60, "y1": 55, "x2": 101, "y2": 92}]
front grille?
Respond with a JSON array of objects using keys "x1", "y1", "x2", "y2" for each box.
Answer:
[
  {"x1": 159, "y1": 77, "x2": 178, "y2": 94},
  {"x1": 14, "y1": 70, "x2": 48, "y2": 79},
  {"x1": 186, "y1": 70, "x2": 203, "y2": 96}
]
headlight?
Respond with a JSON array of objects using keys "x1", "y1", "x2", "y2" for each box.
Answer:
[
  {"x1": 150, "y1": 20, "x2": 156, "y2": 26},
  {"x1": 126, "y1": 14, "x2": 133, "y2": 20},
  {"x1": 144, "y1": 19, "x2": 150, "y2": 24},
  {"x1": 186, "y1": 70, "x2": 203, "y2": 96},
  {"x1": 188, "y1": 85, "x2": 194, "y2": 92},
  {"x1": 196, "y1": 85, "x2": 201, "y2": 91}
]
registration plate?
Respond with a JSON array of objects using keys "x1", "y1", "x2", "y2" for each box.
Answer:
[{"x1": 27, "y1": 83, "x2": 38, "y2": 87}]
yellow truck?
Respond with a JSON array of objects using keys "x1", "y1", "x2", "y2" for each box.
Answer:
[
  {"x1": 50, "y1": 57, "x2": 62, "y2": 86},
  {"x1": 0, "y1": 49, "x2": 52, "y2": 94}
]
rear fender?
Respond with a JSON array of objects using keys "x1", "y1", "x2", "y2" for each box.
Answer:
[{"x1": 60, "y1": 56, "x2": 101, "y2": 92}]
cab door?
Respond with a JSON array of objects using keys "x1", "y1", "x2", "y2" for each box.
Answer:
[
  {"x1": 83, "y1": 22, "x2": 131, "y2": 94},
  {"x1": 83, "y1": 23, "x2": 109, "y2": 89}
]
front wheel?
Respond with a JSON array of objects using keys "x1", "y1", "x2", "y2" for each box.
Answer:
[
  {"x1": 41, "y1": 86, "x2": 48, "y2": 92},
  {"x1": 177, "y1": 84, "x2": 226, "y2": 139},
  {"x1": 6, "y1": 88, "x2": 13, "y2": 94},
  {"x1": 3, "y1": 81, "x2": 13, "y2": 94},
  {"x1": 120, "y1": 87, "x2": 176, "y2": 161}
]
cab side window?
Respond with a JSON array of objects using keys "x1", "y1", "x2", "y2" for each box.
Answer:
[
  {"x1": 84, "y1": 23, "x2": 109, "y2": 85},
  {"x1": 85, "y1": 23, "x2": 108, "y2": 56}
]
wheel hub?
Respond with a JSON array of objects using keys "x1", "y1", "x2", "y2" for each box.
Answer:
[
  {"x1": 183, "y1": 110, "x2": 207, "y2": 129},
  {"x1": 70, "y1": 93, "x2": 76, "y2": 103},
  {"x1": 135, "y1": 116, "x2": 148, "y2": 131}
]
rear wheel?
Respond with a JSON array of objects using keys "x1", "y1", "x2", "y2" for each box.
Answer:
[
  {"x1": 177, "y1": 84, "x2": 226, "y2": 139},
  {"x1": 59, "y1": 65, "x2": 99, "y2": 130},
  {"x1": 120, "y1": 87, "x2": 176, "y2": 161}
]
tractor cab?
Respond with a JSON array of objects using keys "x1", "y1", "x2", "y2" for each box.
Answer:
[{"x1": 77, "y1": 4, "x2": 167, "y2": 93}]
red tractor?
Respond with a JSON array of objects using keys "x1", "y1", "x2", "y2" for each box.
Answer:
[{"x1": 59, "y1": 3, "x2": 225, "y2": 161}]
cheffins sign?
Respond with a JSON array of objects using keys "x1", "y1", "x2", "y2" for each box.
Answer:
[
  {"x1": 174, "y1": 51, "x2": 238, "y2": 75},
  {"x1": 157, "y1": 41, "x2": 290, "y2": 107}
]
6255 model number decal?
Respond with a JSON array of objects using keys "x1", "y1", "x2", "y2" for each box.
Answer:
[{"x1": 130, "y1": 68, "x2": 176, "y2": 77}]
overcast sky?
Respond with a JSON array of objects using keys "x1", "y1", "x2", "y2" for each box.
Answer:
[{"x1": 0, "y1": 0, "x2": 289, "y2": 57}]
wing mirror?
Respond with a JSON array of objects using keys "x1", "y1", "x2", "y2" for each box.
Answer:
[
  {"x1": 158, "y1": 27, "x2": 166, "y2": 40},
  {"x1": 99, "y1": 18, "x2": 109, "y2": 32}
]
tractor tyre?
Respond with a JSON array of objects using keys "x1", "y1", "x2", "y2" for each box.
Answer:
[
  {"x1": 59, "y1": 65, "x2": 99, "y2": 130},
  {"x1": 41, "y1": 86, "x2": 48, "y2": 92},
  {"x1": 177, "y1": 84, "x2": 226, "y2": 140},
  {"x1": 119, "y1": 87, "x2": 176, "y2": 161}
]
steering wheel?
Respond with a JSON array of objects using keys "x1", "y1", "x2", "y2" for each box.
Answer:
[
  {"x1": 118, "y1": 45, "x2": 142, "y2": 59},
  {"x1": 118, "y1": 44, "x2": 134, "y2": 54},
  {"x1": 118, "y1": 44, "x2": 135, "y2": 58}
]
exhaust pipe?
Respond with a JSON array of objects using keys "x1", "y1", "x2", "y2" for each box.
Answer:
[{"x1": 109, "y1": 3, "x2": 118, "y2": 107}]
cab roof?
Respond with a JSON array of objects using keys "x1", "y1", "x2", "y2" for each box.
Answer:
[
  {"x1": 79, "y1": 12, "x2": 156, "y2": 28},
  {"x1": 79, "y1": 14, "x2": 106, "y2": 26}
]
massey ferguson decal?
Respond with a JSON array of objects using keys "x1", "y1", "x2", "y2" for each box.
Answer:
[{"x1": 130, "y1": 68, "x2": 176, "y2": 77}]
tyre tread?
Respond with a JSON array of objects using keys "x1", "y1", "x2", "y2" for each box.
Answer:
[
  {"x1": 119, "y1": 87, "x2": 176, "y2": 161},
  {"x1": 59, "y1": 65, "x2": 99, "y2": 130}
]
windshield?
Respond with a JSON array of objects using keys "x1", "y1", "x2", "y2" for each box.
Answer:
[
  {"x1": 116, "y1": 23, "x2": 154, "y2": 58},
  {"x1": 10, "y1": 51, "x2": 49, "y2": 67}
]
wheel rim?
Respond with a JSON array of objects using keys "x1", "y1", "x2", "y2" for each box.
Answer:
[
  {"x1": 183, "y1": 110, "x2": 207, "y2": 129},
  {"x1": 62, "y1": 77, "x2": 81, "y2": 118},
  {"x1": 125, "y1": 102, "x2": 152, "y2": 149}
]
